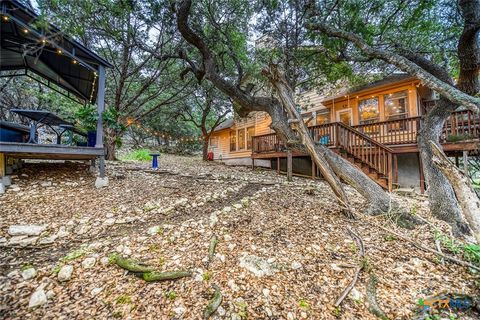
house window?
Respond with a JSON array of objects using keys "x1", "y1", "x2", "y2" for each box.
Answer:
[
  {"x1": 230, "y1": 130, "x2": 236, "y2": 151},
  {"x1": 238, "y1": 128, "x2": 246, "y2": 150},
  {"x1": 358, "y1": 97, "x2": 379, "y2": 124},
  {"x1": 246, "y1": 126, "x2": 255, "y2": 150},
  {"x1": 384, "y1": 91, "x2": 409, "y2": 120},
  {"x1": 210, "y1": 136, "x2": 218, "y2": 148},
  {"x1": 316, "y1": 112, "x2": 330, "y2": 125}
]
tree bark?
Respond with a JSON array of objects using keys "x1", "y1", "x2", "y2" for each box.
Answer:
[
  {"x1": 202, "y1": 135, "x2": 209, "y2": 161},
  {"x1": 418, "y1": 99, "x2": 470, "y2": 235},
  {"x1": 430, "y1": 141, "x2": 480, "y2": 243},
  {"x1": 174, "y1": 0, "x2": 414, "y2": 219},
  {"x1": 105, "y1": 130, "x2": 118, "y2": 161},
  {"x1": 263, "y1": 64, "x2": 352, "y2": 215}
]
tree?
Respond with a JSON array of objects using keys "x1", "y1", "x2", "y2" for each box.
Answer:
[
  {"x1": 39, "y1": 0, "x2": 192, "y2": 159},
  {"x1": 163, "y1": 0, "x2": 418, "y2": 223},
  {"x1": 177, "y1": 85, "x2": 230, "y2": 160},
  {"x1": 305, "y1": 0, "x2": 480, "y2": 236}
]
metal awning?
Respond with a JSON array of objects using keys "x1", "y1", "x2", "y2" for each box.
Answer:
[{"x1": 0, "y1": 0, "x2": 112, "y2": 103}]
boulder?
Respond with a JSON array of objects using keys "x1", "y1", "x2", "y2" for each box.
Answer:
[
  {"x1": 82, "y1": 257, "x2": 96, "y2": 269},
  {"x1": 95, "y1": 177, "x2": 109, "y2": 188}
]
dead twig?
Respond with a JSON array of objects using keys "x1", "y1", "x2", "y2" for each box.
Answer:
[
  {"x1": 334, "y1": 226, "x2": 365, "y2": 307},
  {"x1": 367, "y1": 221, "x2": 480, "y2": 272}
]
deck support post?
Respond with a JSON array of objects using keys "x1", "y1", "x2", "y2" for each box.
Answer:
[
  {"x1": 95, "y1": 65, "x2": 106, "y2": 150},
  {"x1": 277, "y1": 157, "x2": 280, "y2": 173},
  {"x1": 463, "y1": 151, "x2": 468, "y2": 175},
  {"x1": 393, "y1": 154, "x2": 398, "y2": 187},
  {"x1": 311, "y1": 158, "x2": 315, "y2": 179},
  {"x1": 287, "y1": 150, "x2": 292, "y2": 182},
  {"x1": 418, "y1": 152, "x2": 425, "y2": 194},
  {"x1": 252, "y1": 158, "x2": 255, "y2": 170}
]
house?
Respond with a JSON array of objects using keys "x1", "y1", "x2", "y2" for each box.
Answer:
[{"x1": 208, "y1": 74, "x2": 480, "y2": 192}]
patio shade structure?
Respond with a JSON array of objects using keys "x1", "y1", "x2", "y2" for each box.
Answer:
[{"x1": 0, "y1": 0, "x2": 112, "y2": 178}]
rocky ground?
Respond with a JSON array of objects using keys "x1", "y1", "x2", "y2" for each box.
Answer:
[{"x1": 0, "y1": 155, "x2": 478, "y2": 320}]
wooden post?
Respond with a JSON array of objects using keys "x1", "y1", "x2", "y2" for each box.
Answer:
[
  {"x1": 463, "y1": 151, "x2": 468, "y2": 175},
  {"x1": 287, "y1": 150, "x2": 292, "y2": 181},
  {"x1": 387, "y1": 153, "x2": 393, "y2": 192},
  {"x1": 418, "y1": 152, "x2": 425, "y2": 194},
  {"x1": 277, "y1": 157, "x2": 280, "y2": 173},
  {"x1": 393, "y1": 154, "x2": 398, "y2": 186},
  {"x1": 0, "y1": 153, "x2": 5, "y2": 178},
  {"x1": 95, "y1": 65, "x2": 106, "y2": 149},
  {"x1": 311, "y1": 158, "x2": 316, "y2": 179},
  {"x1": 252, "y1": 158, "x2": 255, "y2": 170},
  {"x1": 96, "y1": 65, "x2": 106, "y2": 178}
]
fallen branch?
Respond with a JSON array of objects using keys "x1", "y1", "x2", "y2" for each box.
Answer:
[
  {"x1": 203, "y1": 285, "x2": 223, "y2": 319},
  {"x1": 334, "y1": 227, "x2": 365, "y2": 307},
  {"x1": 367, "y1": 222, "x2": 480, "y2": 272},
  {"x1": 366, "y1": 274, "x2": 389, "y2": 320},
  {"x1": 143, "y1": 270, "x2": 192, "y2": 282},
  {"x1": 110, "y1": 254, "x2": 155, "y2": 273}
]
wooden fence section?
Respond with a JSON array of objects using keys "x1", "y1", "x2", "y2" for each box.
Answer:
[{"x1": 440, "y1": 110, "x2": 480, "y2": 143}]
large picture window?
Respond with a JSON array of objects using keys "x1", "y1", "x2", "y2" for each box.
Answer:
[
  {"x1": 316, "y1": 112, "x2": 330, "y2": 125},
  {"x1": 358, "y1": 97, "x2": 379, "y2": 124},
  {"x1": 246, "y1": 126, "x2": 255, "y2": 150},
  {"x1": 238, "y1": 128, "x2": 246, "y2": 150},
  {"x1": 230, "y1": 130, "x2": 236, "y2": 151},
  {"x1": 210, "y1": 136, "x2": 218, "y2": 148},
  {"x1": 384, "y1": 91, "x2": 409, "y2": 120}
]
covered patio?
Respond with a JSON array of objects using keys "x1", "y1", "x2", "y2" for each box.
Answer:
[{"x1": 0, "y1": 0, "x2": 112, "y2": 191}]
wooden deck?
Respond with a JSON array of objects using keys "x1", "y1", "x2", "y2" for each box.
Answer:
[
  {"x1": 251, "y1": 110, "x2": 480, "y2": 191},
  {"x1": 0, "y1": 142, "x2": 104, "y2": 160}
]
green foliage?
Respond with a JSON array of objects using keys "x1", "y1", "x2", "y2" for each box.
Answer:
[
  {"x1": 435, "y1": 231, "x2": 480, "y2": 265},
  {"x1": 115, "y1": 294, "x2": 132, "y2": 305},
  {"x1": 61, "y1": 248, "x2": 87, "y2": 262},
  {"x1": 298, "y1": 299, "x2": 311, "y2": 310},
  {"x1": 75, "y1": 105, "x2": 98, "y2": 132},
  {"x1": 120, "y1": 149, "x2": 154, "y2": 161},
  {"x1": 164, "y1": 291, "x2": 177, "y2": 301}
]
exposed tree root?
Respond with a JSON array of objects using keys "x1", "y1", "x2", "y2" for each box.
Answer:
[
  {"x1": 203, "y1": 285, "x2": 223, "y2": 320},
  {"x1": 110, "y1": 253, "x2": 155, "y2": 273},
  {"x1": 110, "y1": 253, "x2": 192, "y2": 282},
  {"x1": 208, "y1": 235, "x2": 218, "y2": 264},
  {"x1": 143, "y1": 270, "x2": 192, "y2": 282},
  {"x1": 334, "y1": 226, "x2": 365, "y2": 307},
  {"x1": 366, "y1": 274, "x2": 389, "y2": 320}
]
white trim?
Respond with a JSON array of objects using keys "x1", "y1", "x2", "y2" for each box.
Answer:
[{"x1": 336, "y1": 109, "x2": 353, "y2": 125}]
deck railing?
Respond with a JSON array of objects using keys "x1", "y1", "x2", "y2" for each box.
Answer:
[
  {"x1": 252, "y1": 110, "x2": 480, "y2": 154},
  {"x1": 353, "y1": 116, "x2": 421, "y2": 145}
]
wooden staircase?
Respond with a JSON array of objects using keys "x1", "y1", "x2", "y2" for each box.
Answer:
[{"x1": 324, "y1": 122, "x2": 395, "y2": 190}]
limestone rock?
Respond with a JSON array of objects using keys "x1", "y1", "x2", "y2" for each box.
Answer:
[
  {"x1": 28, "y1": 288, "x2": 47, "y2": 308},
  {"x1": 58, "y1": 265, "x2": 74, "y2": 282},
  {"x1": 8, "y1": 225, "x2": 47, "y2": 236},
  {"x1": 82, "y1": 257, "x2": 96, "y2": 269},
  {"x1": 21, "y1": 267, "x2": 37, "y2": 280},
  {"x1": 239, "y1": 255, "x2": 279, "y2": 277}
]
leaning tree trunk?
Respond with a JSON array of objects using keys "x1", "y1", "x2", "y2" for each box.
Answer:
[
  {"x1": 263, "y1": 64, "x2": 405, "y2": 218},
  {"x1": 418, "y1": 98, "x2": 470, "y2": 236},
  {"x1": 430, "y1": 141, "x2": 480, "y2": 242},
  {"x1": 262, "y1": 65, "x2": 352, "y2": 215}
]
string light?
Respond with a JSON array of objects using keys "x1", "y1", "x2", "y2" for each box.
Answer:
[
  {"x1": 72, "y1": 59, "x2": 78, "y2": 64},
  {"x1": 2, "y1": 15, "x2": 9, "y2": 22},
  {"x1": 23, "y1": 28, "x2": 29, "y2": 33},
  {"x1": 57, "y1": 49, "x2": 63, "y2": 54}
]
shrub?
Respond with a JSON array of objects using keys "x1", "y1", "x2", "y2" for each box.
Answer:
[{"x1": 120, "y1": 149, "x2": 154, "y2": 161}]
